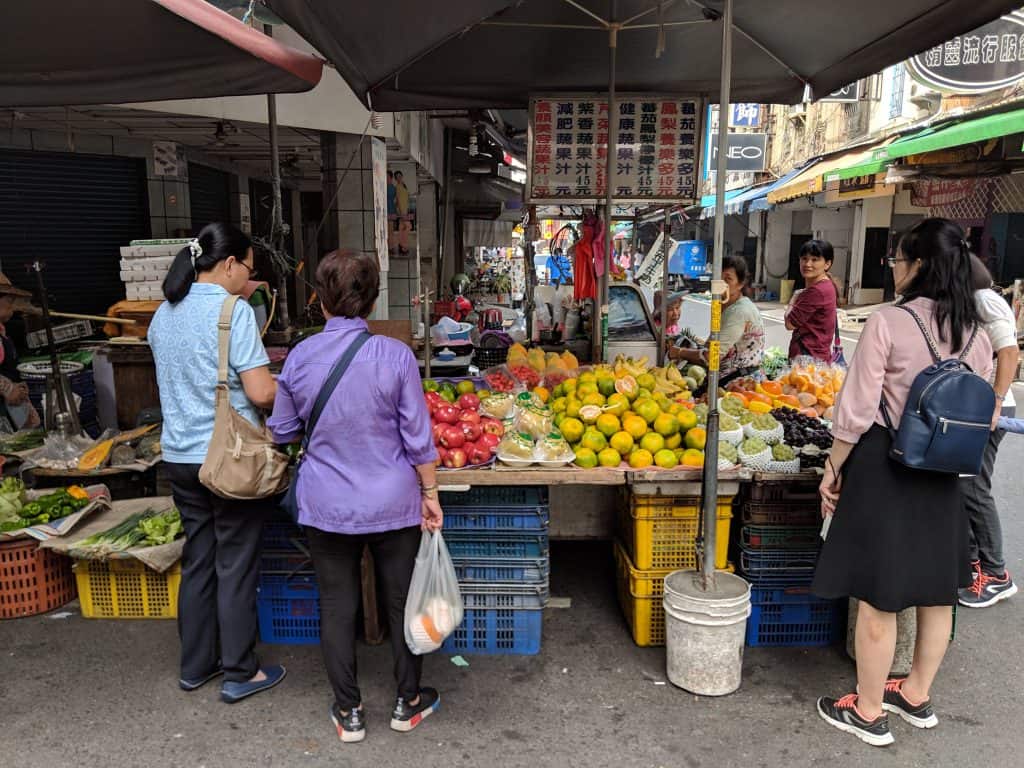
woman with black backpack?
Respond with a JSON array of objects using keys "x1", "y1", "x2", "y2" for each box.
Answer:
[{"x1": 811, "y1": 219, "x2": 993, "y2": 747}]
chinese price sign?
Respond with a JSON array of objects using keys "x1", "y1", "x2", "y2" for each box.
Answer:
[{"x1": 528, "y1": 95, "x2": 701, "y2": 204}]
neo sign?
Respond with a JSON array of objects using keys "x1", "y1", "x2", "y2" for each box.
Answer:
[
  {"x1": 906, "y1": 11, "x2": 1024, "y2": 94},
  {"x1": 707, "y1": 134, "x2": 768, "y2": 172}
]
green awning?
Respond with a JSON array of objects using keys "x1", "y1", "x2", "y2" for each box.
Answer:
[{"x1": 831, "y1": 107, "x2": 1024, "y2": 181}]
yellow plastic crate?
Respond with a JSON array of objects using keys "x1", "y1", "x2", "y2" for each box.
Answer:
[
  {"x1": 619, "y1": 494, "x2": 732, "y2": 570},
  {"x1": 74, "y1": 559, "x2": 181, "y2": 619},
  {"x1": 613, "y1": 540, "x2": 733, "y2": 647}
]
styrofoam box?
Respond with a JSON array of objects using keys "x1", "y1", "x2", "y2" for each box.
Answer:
[{"x1": 120, "y1": 257, "x2": 174, "y2": 271}]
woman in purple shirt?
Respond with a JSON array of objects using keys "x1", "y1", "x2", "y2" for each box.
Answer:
[{"x1": 269, "y1": 251, "x2": 442, "y2": 744}]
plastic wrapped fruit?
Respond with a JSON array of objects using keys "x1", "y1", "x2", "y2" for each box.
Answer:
[
  {"x1": 536, "y1": 432, "x2": 573, "y2": 463},
  {"x1": 480, "y1": 393, "x2": 516, "y2": 420},
  {"x1": 498, "y1": 432, "x2": 536, "y2": 461},
  {"x1": 738, "y1": 437, "x2": 771, "y2": 470},
  {"x1": 768, "y1": 443, "x2": 801, "y2": 473},
  {"x1": 515, "y1": 403, "x2": 554, "y2": 440}
]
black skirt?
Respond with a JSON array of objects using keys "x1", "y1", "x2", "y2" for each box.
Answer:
[{"x1": 812, "y1": 424, "x2": 972, "y2": 612}]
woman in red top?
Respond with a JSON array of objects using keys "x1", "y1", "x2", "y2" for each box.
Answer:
[{"x1": 785, "y1": 240, "x2": 838, "y2": 361}]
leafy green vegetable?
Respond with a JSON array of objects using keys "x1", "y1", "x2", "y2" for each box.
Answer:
[
  {"x1": 138, "y1": 508, "x2": 183, "y2": 546},
  {"x1": 0, "y1": 477, "x2": 26, "y2": 524}
]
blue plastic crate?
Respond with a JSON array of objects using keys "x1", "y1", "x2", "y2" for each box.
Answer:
[
  {"x1": 443, "y1": 507, "x2": 549, "y2": 532},
  {"x1": 257, "y1": 574, "x2": 320, "y2": 645},
  {"x1": 746, "y1": 587, "x2": 844, "y2": 647},
  {"x1": 459, "y1": 582, "x2": 549, "y2": 609},
  {"x1": 439, "y1": 485, "x2": 548, "y2": 508},
  {"x1": 441, "y1": 608, "x2": 542, "y2": 655},
  {"x1": 262, "y1": 522, "x2": 308, "y2": 553},
  {"x1": 739, "y1": 547, "x2": 819, "y2": 580},
  {"x1": 452, "y1": 557, "x2": 549, "y2": 583},
  {"x1": 445, "y1": 532, "x2": 549, "y2": 559},
  {"x1": 260, "y1": 553, "x2": 314, "y2": 576}
]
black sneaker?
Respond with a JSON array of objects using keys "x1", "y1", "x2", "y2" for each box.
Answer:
[
  {"x1": 958, "y1": 569, "x2": 1018, "y2": 608},
  {"x1": 817, "y1": 694, "x2": 894, "y2": 747},
  {"x1": 390, "y1": 687, "x2": 440, "y2": 733},
  {"x1": 882, "y1": 678, "x2": 938, "y2": 729},
  {"x1": 330, "y1": 702, "x2": 366, "y2": 743}
]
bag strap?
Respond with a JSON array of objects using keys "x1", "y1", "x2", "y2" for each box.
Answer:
[
  {"x1": 299, "y1": 331, "x2": 372, "y2": 457},
  {"x1": 216, "y1": 296, "x2": 241, "y2": 385},
  {"x1": 900, "y1": 304, "x2": 979, "y2": 363}
]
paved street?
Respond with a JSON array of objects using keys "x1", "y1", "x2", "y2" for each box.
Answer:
[{"x1": 2, "y1": 387, "x2": 1022, "y2": 768}]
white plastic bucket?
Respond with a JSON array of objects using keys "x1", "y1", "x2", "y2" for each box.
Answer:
[{"x1": 663, "y1": 570, "x2": 751, "y2": 696}]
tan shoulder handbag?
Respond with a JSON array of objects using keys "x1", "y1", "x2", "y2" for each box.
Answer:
[{"x1": 199, "y1": 296, "x2": 289, "y2": 499}]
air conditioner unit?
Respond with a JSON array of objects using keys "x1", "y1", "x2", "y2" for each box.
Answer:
[{"x1": 909, "y1": 83, "x2": 940, "y2": 110}]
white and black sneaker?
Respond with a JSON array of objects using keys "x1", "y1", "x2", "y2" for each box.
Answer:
[
  {"x1": 330, "y1": 702, "x2": 366, "y2": 743},
  {"x1": 958, "y1": 568, "x2": 1018, "y2": 608},
  {"x1": 817, "y1": 694, "x2": 894, "y2": 747},
  {"x1": 881, "y1": 678, "x2": 938, "y2": 729},
  {"x1": 390, "y1": 687, "x2": 440, "y2": 732}
]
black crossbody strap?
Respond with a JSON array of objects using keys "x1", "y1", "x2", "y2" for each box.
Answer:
[
  {"x1": 300, "y1": 331, "x2": 372, "y2": 454},
  {"x1": 899, "y1": 306, "x2": 941, "y2": 365}
]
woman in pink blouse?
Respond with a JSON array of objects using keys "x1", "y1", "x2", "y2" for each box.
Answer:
[{"x1": 812, "y1": 219, "x2": 993, "y2": 747}]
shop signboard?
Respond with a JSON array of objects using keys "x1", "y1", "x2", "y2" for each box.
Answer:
[
  {"x1": 821, "y1": 83, "x2": 859, "y2": 102},
  {"x1": 635, "y1": 232, "x2": 670, "y2": 290},
  {"x1": 669, "y1": 240, "x2": 710, "y2": 278},
  {"x1": 371, "y1": 137, "x2": 389, "y2": 273},
  {"x1": 527, "y1": 94, "x2": 704, "y2": 205},
  {"x1": 707, "y1": 133, "x2": 768, "y2": 173},
  {"x1": 910, "y1": 178, "x2": 980, "y2": 208},
  {"x1": 729, "y1": 104, "x2": 761, "y2": 128},
  {"x1": 906, "y1": 11, "x2": 1024, "y2": 94}
]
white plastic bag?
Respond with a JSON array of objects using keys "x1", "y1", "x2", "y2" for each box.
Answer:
[{"x1": 404, "y1": 531, "x2": 464, "y2": 655}]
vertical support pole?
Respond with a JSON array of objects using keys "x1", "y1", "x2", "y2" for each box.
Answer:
[
  {"x1": 265, "y1": 23, "x2": 289, "y2": 327},
  {"x1": 658, "y1": 206, "x2": 671, "y2": 366},
  {"x1": 701, "y1": 0, "x2": 733, "y2": 591},
  {"x1": 598, "y1": 7, "x2": 619, "y2": 363}
]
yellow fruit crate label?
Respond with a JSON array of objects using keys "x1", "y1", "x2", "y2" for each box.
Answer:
[
  {"x1": 707, "y1": 341, "x2": 720, "y2": 372},
  {"x1": 710, "y1": 300, "x2": 722, "y2": 332}
]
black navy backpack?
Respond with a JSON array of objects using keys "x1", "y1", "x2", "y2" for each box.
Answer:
[{"x1": 880, "y1": 306, "x2": 994, "y2": 475}]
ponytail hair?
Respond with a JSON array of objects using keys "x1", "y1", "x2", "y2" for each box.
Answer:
[
  {"x1": 162, "y1": 222, "x2": 252, "y2": 304},
  {"x1": 896, "y1": 217, "x2": 980, "y2": 352}
]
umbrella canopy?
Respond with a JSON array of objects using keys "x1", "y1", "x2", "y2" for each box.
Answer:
[
  {"x1": 0, "y1": 0, "x2": 323, "y2": 107},
  {"x1": 267, "y1": 0, "x2": 1018, "y2": 109}
]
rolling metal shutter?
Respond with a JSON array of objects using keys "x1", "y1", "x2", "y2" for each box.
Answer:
[
  {"x1": 188, "y1": 162, "x2": 232, "y2": 233},
  {"x1": 0, "y1": 148, "x2": 149, "y2": 316}
]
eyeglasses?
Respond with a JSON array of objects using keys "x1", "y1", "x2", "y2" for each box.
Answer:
[
  {"x1": 236, "y1": 260, "x2": 258, "y2": 279},
  {"x1": 886, "y1": 257, "x2": 911, "y2": 268}
]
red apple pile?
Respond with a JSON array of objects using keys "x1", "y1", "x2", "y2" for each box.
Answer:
[{"x1": 424, "y1": 390, "x2": 504, "y2": 469}]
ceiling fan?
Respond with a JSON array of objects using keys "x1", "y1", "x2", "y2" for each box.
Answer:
[
  {"x1": 455, "y1": 124, "x2": 495, "y2": 175},
  {"x1": 207, "y1": 120, "x2": 241, "y2": 148}
]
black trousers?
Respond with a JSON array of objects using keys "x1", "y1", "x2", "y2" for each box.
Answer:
[
  {"x1": 167, "y1": 463, "x2": 267, "y2": 683},
  {"x1": 960, "y1": 404, "x2": 1014, "y2": 575},
  {"x1": 305, "y1": 525, "x2": 422, "y2": 711}
]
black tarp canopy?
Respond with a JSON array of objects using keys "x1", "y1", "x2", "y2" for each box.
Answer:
[
  {"x1": 0, "y1": 0, "x2": 323, "y2": 107},
  {"x1": 266, "y1": 0, "x2": 1019, "y2": 109}
]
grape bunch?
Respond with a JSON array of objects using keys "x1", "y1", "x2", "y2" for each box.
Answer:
[{"x1": 770, "y1": 408, "x2": 833, "y2": 450}]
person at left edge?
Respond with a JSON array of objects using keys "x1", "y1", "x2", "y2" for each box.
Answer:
[
  {"x1": 148, "y1": 222, "x2": 285, "y2": 703},
  {"x1": 269, "y1": 250, "x2": 443, "y2": 745},
  {"x1": 0, "y1": 273, "x2": 40, "y2": 431}
]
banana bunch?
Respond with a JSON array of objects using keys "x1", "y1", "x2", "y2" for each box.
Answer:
[
  {"x1": 612, "y1": 354, "x2": 651, "y2": 378},
  {"x1": 651, "y1": 365, "x2": 686, "y2": 395}
]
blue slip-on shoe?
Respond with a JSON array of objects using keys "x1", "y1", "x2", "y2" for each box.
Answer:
[
  {"x1": 220, "y1": 665, "x2": 287, "y2": 704},
  {"x1": 179, "y1": 667, "x2": 224, "y2": 692}
]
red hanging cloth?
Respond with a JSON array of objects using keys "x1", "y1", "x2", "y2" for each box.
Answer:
[{"x1": 574, "y1": 214, "x2": 597, "y2": 301}]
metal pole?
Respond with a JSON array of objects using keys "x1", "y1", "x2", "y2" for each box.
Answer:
[
  {"x1": 701, "y1": 0, "x2": 733, "y2": 591},
  {"x1": 265, "y1": 23, "x2": 289, "y2": 327},
  {"x1": 599, "y1": 6, "x2": 619, "y2": 363},
  {"x1": 658, "y1": 206, "x2": 670, "y2": 365}
]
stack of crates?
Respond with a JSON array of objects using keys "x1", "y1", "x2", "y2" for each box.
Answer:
[
  {"x1": 614, "y1": 490, "x2": 734, "y2": 646},
  {"x1": 256, "y1": 516, "x2": 320, "y2": 645},
  {"x1": 736, "y1": 479, "x2": 845, "y2": 647},
  {"x1": 438, "y1": 486, "x2": 549, "y2": 655}
]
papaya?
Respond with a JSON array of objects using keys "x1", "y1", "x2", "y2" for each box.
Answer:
[
  {"x1": 78, "y1": 440, "x2": 113, "y2": 471},
  {"x1": 561, "y1": 351, "x2": 579, "y2": 369}
]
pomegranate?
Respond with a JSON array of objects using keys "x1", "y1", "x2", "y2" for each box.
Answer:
[
  {"x1": 435, "y1": 404, "x2": 460, "y2": 425},
  {"x1": 440, "y1": 425, "x2": 465, "y2": 449},
  {"x1": 458, "y1": 410, "x2": 482, "y2": 425},
  {"x1": 443, "y1": 448, "x2": 468, "y2": 469},
  {"x1": 456, "y1": 393, "x2": 480, "y2": 412},
  {"x1": 461, "y1": 421, "x2": 482, "y2": 443}
]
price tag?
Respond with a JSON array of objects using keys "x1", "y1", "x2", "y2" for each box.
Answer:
[
  {"x1": 707, "y1": 341, "x2": 720, "y2": 372},
  {"x1": 710, "y1": 300, "x2": 722, "y2": 333}
]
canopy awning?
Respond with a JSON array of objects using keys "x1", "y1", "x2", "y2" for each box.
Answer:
[
  {"x1": 767, "y1": 142, "x2": 892, "y2": 204},
  {"x1": 0, "y1": 0, "x2": 324, "y2": 107},
  {"x1": 697, "y1": 186, "x2": 754, "y2": 218},
  {"x1": 832, "y1": 107, "x2": 1024, "y2": 181},
  {"x1": 266, "y1": 0, "x2": 1019, "y2": 109}
]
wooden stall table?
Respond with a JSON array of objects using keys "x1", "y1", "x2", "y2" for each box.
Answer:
[{"x1": 23, "y1": 463, "x2": 159, "y2": 499}]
